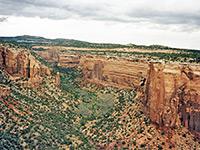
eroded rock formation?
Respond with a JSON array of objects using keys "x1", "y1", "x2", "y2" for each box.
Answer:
[
  {"x1": 58, "y1": 54, "x2": 80, "y2": 68},
  {"x1": 55, "y1": 72, "x2": 60, "y2": 86},
  {"x1": 35, "y1": 49, "x2": 59, "y2": 63},
  {"x1": 79, "y1": 55, "x2": 148, "y2": 89},
  {"x1": 36, "y1": 50, "x2": 200, "y2": 135},
  {"x1": 37, "y1": 50, "x2": 148, "y2": 89},
  {"x1": 0, "y1": 46, "x2": 51, "y2": 86},
  {"x1": 144, "y1": 63, "x2": 200, "y2": 134}
]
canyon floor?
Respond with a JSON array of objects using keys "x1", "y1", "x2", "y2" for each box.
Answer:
[{"x1": 0, "y1": 36, "x2": 200, "y2": 150}]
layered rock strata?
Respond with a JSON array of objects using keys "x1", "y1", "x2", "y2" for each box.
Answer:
[
  {"x1": 36, "y1": 50, "x2": 148, "y2": 89},
  {"x1": 0, "y1": 46, "x2": 51, "y2": 86},
  {"x1": 144, "y1": 63, "x2": 200, "y2": 134},
  {"x1": 79, "y1": 55, "x2": 148, "y2": 89},
  {"x1": 36, "y1": 49, "x2": 59, "y2": 63},
  {"x1": 36, "y1": 50, "x2": 200, "y2": 135}
]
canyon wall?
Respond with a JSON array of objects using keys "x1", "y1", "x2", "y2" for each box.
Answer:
[
  {"x1": 0, "y1": 46, "x2": 51, "y2": 86},
  {"x1": 36, "y1": 49, "x2": 59, "y2": 63},
  {"x1": 79, "y1": 55, "x2": 148, "y2": 89},
  {"x1": 144, "y1": 63, "x2": 200, "y2": 134},
  {"x1": 36, "y1": 50, "x2": 200, "y2": 135},
  {"x1": 58, "y1": 53, "x2": 80, "y2": 68},
  {"x1": 36, "y1": 50, "x2": 148, "y2": 89}
]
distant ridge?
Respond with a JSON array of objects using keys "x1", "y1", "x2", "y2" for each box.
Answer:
[
  {"x1": 0, "y1": 35, "x2": 199, "y2": 52},
  {"x1": 0, "y1": 35, "x2": 84, "y2": 48},
  {"x1": 0, "y1": 35, "x2": 82, "y2": 43}
]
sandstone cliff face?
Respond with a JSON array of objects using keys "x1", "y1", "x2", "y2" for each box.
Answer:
[
  {"x1": 0, "y1": 46, "x2": 51, "y2": 86},
  {"x1": 58, "y1": 54, "x2": 80, "y2": 68},
  {"x1": 79, "y1": 55, "x2": 148, "y2": 89},
  {"x1": 36, "y1": 50, "x2": 200, "y2": 135},
  {"x1": 144, "y1": 63, "x2": 200, "y2": 134},
  {"x1": 35, "y1": 49, "x2": 59, "y2": 63},
  {"x1": 60, "y1": 53, "x2": 200, "y2": 135},
  {"x1": 37, "y1": 50, "x2": 148, "y2": 89}
]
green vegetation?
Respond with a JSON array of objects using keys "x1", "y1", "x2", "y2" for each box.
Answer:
[
  {"x1": 2, "y1": 35, "x2": 200, "y2": 63},
  {"x1": 0, "y1": 66, "x2": 95, "y2": 149},
  {"x1": 0, "y1": 52, "x2": 151, "y2": 149},
  {"x1": 1, "y1": 35, "x2": 200, "y2": 52},
  {"x1": 0, "y1": 130, "x2": 23, "y2": 150},
  {"x1": 1, "y1": 39, "x2": 200, "y2": 149},
  {"x1": 1, "y1": 35, "x2": 129, "y2": 49},
  {"x1": 0, "y1": 40, "x2": 27, "y2": 50},
  {"x1": 58, "y1": 48, "x2": 200, "y2": 63}
]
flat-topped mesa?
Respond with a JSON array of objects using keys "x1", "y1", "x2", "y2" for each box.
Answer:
[
  {"x1": 144, "y1": 63, "x2": 200, "y2": 134},
  {"x1": 0, "y1": 46, "x2": 51, "y2": 86}
]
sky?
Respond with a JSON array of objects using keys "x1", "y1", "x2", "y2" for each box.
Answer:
[{"x1": 0, "y1": 0, "x2": 200, "y2": 49}]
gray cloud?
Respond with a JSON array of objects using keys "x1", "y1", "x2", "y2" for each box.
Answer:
[
  {"x1": 127, "y1": 9, "x2": 200, "y2": 25},
  {"x1": 0, "y1": 0, "x2": 200, "y2": 31},
  {"x1": 0, "y1": 17, "x2": 7, "y2": 22}
]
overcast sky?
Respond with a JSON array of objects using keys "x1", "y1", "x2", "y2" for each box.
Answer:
[{"x1": 0, "y1": 0, "x2": 200, "y2": 49}]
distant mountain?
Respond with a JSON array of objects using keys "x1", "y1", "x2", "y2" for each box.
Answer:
[
  {"x1": 0, "y1": 35, "x2": 82, "y2": 44},
  {"x1": 0, "y1": 35, "x2": 199, "y2": 52},
  {"x1": 0, "y1": 35, "x2": 132, "y2": 49}
]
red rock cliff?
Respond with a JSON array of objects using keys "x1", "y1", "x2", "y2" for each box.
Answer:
[
  {"x1": 144, "y1": 63, "x2": 200, "y2": 134},
  {"x1": 37, "y1": 50, "x2": 148, "y2": 89},
  {"x1": 0, "y1": 46, "x2": 51, "y2": 86},
  {"x1": 36, "y1": 50, "x2": 200, "y2": 135},
  {"x1": 79, "y1": 55, "x2": 148, "y2": 89}
]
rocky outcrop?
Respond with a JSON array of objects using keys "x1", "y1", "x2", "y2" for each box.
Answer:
[
  {"x1": 144, "y1": 63, "x2": 200, "y2": 134},
  {"x1": 55, "y1": 72, "x2": 60, "y2": 86},
  {"x1": 0, "y1": 46, "x2": 51, "y2": 86}
]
